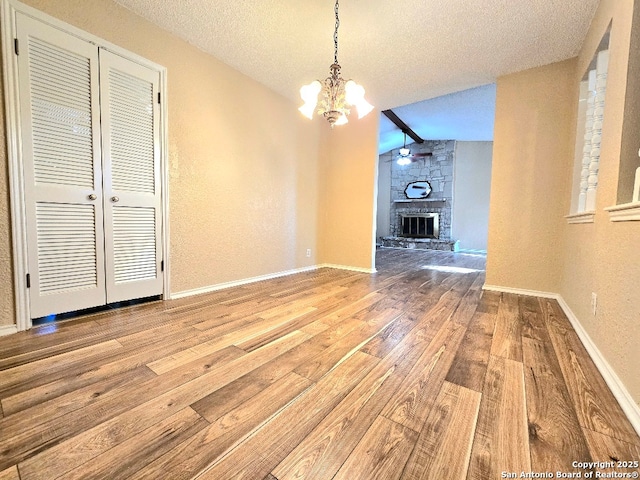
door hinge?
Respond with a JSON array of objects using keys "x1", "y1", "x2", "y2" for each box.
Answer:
[
  {"x1": 26, "y1": 273, "x2": 30, "y2": 288},
  {"x1": 14, "y1": 38, "x2": 19, "y2": 56},
  {"x1": 157, "y1": 92, "x2": 161, "y2": 104},
  {"x1": 161, "y1": 260, "x2": 164, "y2": 272}
]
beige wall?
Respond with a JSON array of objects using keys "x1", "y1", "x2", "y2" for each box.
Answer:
[
  {"x1": 486, "y1": 58, "x2": 577, "y2": 293},
  {"x1": 560, "y1": 0, "x2": 640, "y2": 406},
  {"x1": 0, "y1": 44, "x2": 14, "y2": 327},
  {"x1": 318, "y1": 113, "x2": 380, "y2": 271},
  {"x1": 488, "y1": 0, "x2": 640, "y2": 407},
  {"x1": 0, "y1": 0, "x2": 324, "y2": 325},
  {"x1": 452, "y1": 141, "x2": 493, "y2": 252}
]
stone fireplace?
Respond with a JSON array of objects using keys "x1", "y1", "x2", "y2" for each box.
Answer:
[{"x1": 381, "y1": 140, "x2": 458, "y2": 251}]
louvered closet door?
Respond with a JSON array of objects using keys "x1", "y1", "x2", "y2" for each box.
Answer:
[
  {"x1": 99, "y1": 50, "x2": 163, "y2": 303},
  {"x1": 17, "y1": 13, "x2": 106, "y2": 318}
]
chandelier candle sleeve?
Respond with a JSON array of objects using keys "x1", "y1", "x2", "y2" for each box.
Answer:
[{"x1": 298, "y1": 0, "x2": 373, "y2": 127}]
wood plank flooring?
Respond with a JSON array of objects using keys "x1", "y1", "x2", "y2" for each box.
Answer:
[{"x1": 0, "y1": 248, "x2": 638, "y2": 479}]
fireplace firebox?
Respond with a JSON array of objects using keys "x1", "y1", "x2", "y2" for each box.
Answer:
[{"x1": 400, "y1": 213, "x2": 439, "y2": 239}]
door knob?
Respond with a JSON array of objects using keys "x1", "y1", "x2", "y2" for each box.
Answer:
[
  {"x1": 88, "y1": 194, "x2": 97, "y2": 200},
  {"x1": 111, "y1": 196, "x2": 119, "y2": 203}
]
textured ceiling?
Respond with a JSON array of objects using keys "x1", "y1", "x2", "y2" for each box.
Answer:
[{"x1": 113, "y1": 0, "x2": 598, "y2": 110}]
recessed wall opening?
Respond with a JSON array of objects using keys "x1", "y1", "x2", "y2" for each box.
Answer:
[{"x1": 375, "y1": 86, "x2": 495, "y2": 255}]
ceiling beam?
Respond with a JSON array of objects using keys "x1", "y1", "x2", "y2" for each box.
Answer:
[{"x1": 382, "y1": 109, "x2": 424, "y2": 144}]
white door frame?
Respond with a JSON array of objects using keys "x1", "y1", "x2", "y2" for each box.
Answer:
[{"x1": 1, "y1": 0, "x2": 171, "y2": 331}]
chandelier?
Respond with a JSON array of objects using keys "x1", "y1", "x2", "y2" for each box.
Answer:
[{"x1": 298, "y1": 0, "x2": 374, "y2": 127}]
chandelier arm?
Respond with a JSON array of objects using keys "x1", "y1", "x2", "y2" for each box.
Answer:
[{"x1": 334, "y1": 0, "x2": 339, "y2": 64}]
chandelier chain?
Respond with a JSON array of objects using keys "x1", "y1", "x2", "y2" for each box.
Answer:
[{"x1": 333, "y1": 0, "x2": 340, "y2": 64}]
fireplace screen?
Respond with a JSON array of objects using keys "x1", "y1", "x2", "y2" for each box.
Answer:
[{"x1": 400, "y1": 213, "x2": 439, "y2": 239}]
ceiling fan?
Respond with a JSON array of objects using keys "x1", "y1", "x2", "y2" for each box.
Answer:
[{"x1": 396, "y1": 132, "x2": 432, "y2": 165}]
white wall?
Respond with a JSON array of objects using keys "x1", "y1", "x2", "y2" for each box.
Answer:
[
  {"x1": 375, "y1": 152, "x2": 392, "y2": 240},
  {"x1": 452, "y1": 141, "x2": 493, "y2": 252}
]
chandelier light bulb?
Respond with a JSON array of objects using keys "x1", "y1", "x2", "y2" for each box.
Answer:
[
  {"x1": 298, "y1": 103, "x2": 316, "y2": 120},
  {"x1": 355, "y1": 98, "x2": 374, "y2": 119},
  {"x1": 334, "y1": 113, "x2": 349, "y2": 126},
  {"x1": 298, "y1": 81, "x2": 322, "y2": 119},
  {"x1": 345, "y1": 81, "x2": 374, "y2": 119}
]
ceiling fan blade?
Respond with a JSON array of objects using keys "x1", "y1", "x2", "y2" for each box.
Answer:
[{"x1": 387, "y1": 151, "x2": 432, "y2": 163}]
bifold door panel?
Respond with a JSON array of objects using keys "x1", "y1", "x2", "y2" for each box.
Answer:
[
  {"x1": 16, "y1": 13, "x2": 163, "y2": 318},
  {"x1": 100, "y1": 50, "x2": 163, "y2": 304},
  {"x1": 17, "y1": 13, "x2": 106, "y2": 318}
]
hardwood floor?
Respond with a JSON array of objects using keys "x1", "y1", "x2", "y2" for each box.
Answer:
[{"x1": 0, "y1": 248, "x2": 638, "y2": 479}]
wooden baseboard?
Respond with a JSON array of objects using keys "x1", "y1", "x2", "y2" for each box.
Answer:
[
  {"x1": 481, "y1": 284, "x2": 558, "y2": 299},
  {"x1": 456, "y1": 249, "x2": 487, "y2": 255},
  {"x1": 0, "y1": 324, "x2": 18, "y2": 337},
  {"x1": 171, "y1": 263, "x2": 376, "y2": 300},
  {"x1": 483, "y1": 283, "x2": 640, "y2": 437},
  {"x1": 171, "y1": 265, "x2": 321, "y2": 300},
  {"x1": 319, "y1": 263, "x2": 377, "y2": 274},
  {"x1": 555, "y1": 295, "x2": 640, "y2": 437}
]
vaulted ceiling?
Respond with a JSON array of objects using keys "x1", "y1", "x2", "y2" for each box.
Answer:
[{"x1": 114, "y1": 0, "x2": 599, "y2": 150}]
